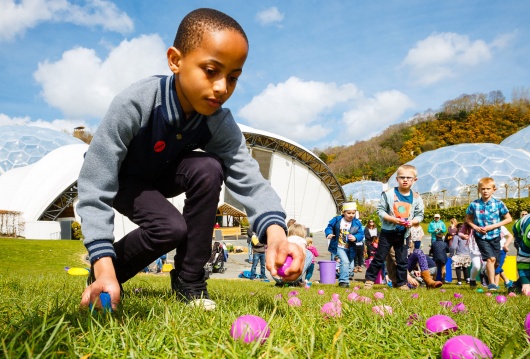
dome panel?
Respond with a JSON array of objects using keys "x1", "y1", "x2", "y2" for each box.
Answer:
[
  {"x1": 342, "y1": 180, "x2": 384, "y2": 202},
  {"x1": 393, "y1": 143, "x2": 530, "y2": 198},
  {"x1": 0, "y1": 125, "x2": 83, "y2": 175},
  {"x1": 501, "y1": 125, "x2": 530, "y2": 153}
]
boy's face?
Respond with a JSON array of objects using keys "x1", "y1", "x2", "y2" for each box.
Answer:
[
  {"x1": 168, "y1": 29, "x2": 248, "y2": 118},
  {"x1": 479, "y1": 183, "x2": 496, "y2": 201},
  {"x1": 396, "y1": 169, "x2": 416, "y2": 190},
  {"x1": 343, "y1": 210, "x2": 356, "y2": 222}
]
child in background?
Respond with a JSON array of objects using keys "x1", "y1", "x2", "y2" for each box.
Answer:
[
  {"x1": 250, "y1": 233, "x2": 267, "y2": 281},
  {"x1": 431, "y1": 234, "x2": 449, "y2": 282},
  {"x1": 466, "y1": 177, "x2": 512, "y2": 291},
  {"x1": 410, "y1": 222, "x2": 424, "y2": 250},
  {"x1": 450, "y1": 223, "x2": 471, "y2": 285},
  {"x1": 334, "y1": 255, "x2": 341, "y2": 278},
  {"x1": 512, "y1": 213, "x2": 530, "y2": 295},
  {"x1": 364, "y1": 165, "x2": 425, "y2": 290},
  {"x1": 493, "y1": 226, "x2": 514, "y2": 288},
  {"x1": 325, "y1": 202, "x2": 364, "y2": 288},
  {"x1": 367, "y1": 236, "x2": 379, "y2": 260},
  {"x1": 78, "y1": 8, "x2": 304, "y2": 311},
  {"x1": 305, "y1": 237, "x2": 319, "y2": 282},
  {"x1": 271, "y1": 223, "x2": 313, "y2": 287}
]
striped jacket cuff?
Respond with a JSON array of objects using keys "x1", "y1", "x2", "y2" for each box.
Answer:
[
  {"x1": 86, "y1": 240, "x2": 117, "y2": 264},
  {"x1": 255, "y1": 211, "x2": 287, "y2": 244}
]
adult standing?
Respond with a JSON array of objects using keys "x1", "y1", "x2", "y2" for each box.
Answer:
[{"x1": 428, "y1": 214, "x2": 447, "y2": 243}]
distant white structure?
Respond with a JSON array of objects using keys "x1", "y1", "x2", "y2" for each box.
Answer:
[
  {"x1": 0, "y1": 124, "x2": 344, "y2": 239},
  {"x1": 501, "y1": 125, "x2": 530, "y2": 153},
  {"x1": 342, "y1": 180, "x2": 384, "y2": 203}
]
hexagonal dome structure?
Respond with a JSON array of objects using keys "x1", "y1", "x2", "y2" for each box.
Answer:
[
  {"x1": 500, "y1": 125, "x2": 530, "y2": 154},
  {"x1": 343, "y1": 180, "x2": 384, "y2": 203},
  {"x1": 0, "y1": 125, "x2": 84, "y2": 175},
  {"x1": 388, "y1": 143, "x2": 530, "y2": 198}
]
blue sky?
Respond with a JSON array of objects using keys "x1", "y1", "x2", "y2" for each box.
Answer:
[{"x1": 0, "y1": 1, "x2": 528, "y2": 150}]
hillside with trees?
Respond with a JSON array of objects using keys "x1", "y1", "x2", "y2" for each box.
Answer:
[{"x1": 316, "y1": 89, "x2": 530, "y2": 185}]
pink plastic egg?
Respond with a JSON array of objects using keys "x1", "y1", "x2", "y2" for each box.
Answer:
[
  {"x1": 287, "y1": 297, "x2": 301, "y2": 307},
  {"x1": 374, "y1": 292, "x2": 384, "y2": 299},
  {"x1": 495, "y1": 295, "x2": 507, "y2": 304},
  {"x1": 451, "y1": 302, "x2": 467, "y2": 314},
  {"x1": 485, "y1": 292, "x2": 492, "y2": 297},
  {"x1": 508, "y1": 292, "x2": 516, "y2": 297},
  {"x1": 277, "y1": 255, "x2": 293, "y2": 277},
  {"x1": 441, "y1": 335, "x2": 492, "y2": 359},
  {"x1": 230, "y1": 315, "x2": 270, "y2": 344},
  {"x1": 347, "y1": 292, "x2": 359, "y2": 301},
  {"x1": 321, "y1": 301, "x2": 342, "y2": 318},
  {"x1": 372, "y1": 305, "x2": 393, "y2": 316},
  {"x1": 317, "y1": 289, "x2": 325, "y2": 295},
  {"x1": 411, "y1": 293, "x2": 419, "y2": 299},
  {"x1": 439, "y1": 301, "x2": 453, "y2": 308},
  {"x1": 288, "y1": 290, "x2": 299, "y2": 297},
  {"x1": 454, "y1": 293, "x2": 463, "y2": 299},
  {"x1": 332, "y1": 293, "x2": 341, "y2": 302},
  {"x1": 425, "y1": 315, "x2": 458, "y2": 334}
]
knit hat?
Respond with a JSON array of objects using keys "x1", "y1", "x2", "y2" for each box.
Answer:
[{"x1": 342, "y1": 202, "x2": 357, "y2": 212}]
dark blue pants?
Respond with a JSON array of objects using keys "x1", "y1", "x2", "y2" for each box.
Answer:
[
  {"x1": 365, "y1": 230, "x2": 408, "y2": 286},
  {"x1": 112, "y1": 152, "x2": 224, "y2": 283}
]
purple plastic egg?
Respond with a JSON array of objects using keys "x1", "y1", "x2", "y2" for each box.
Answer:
[
  {"x1": 425, "y1": 314, "x2": 458, "y2": 334},
  {"x1": 230, "y1": 315, "x2": 270, "y2": 344},
  {"x1": 287, "y1": 297, "x2": 301, "y2": 307},
  {"x1": 441, "y1": 335, "x2": 492, "y2": 359},
  {"x1": 451, "y1": 302, "x2": 467, "y2": 314},
  {"x1": 454, "y1": 293, "x2": 463, "y2": 299},
  {"x1": 495, "y1": 295, "x2": 507, "y2": 304},
  {"x1": 277, "y1": 255, "x2": 293, "y2": 277},
  {"x1": 288, "y1": 290, "x2": 299, "y2": 297}
]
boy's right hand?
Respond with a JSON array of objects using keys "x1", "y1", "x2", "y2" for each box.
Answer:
[{"x1": 80, "y1": 257, "x2": 120, "y2": 311}]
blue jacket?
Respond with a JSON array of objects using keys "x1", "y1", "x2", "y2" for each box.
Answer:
[{"x1": 325, "y1": 215, "x2": 364, "y2": 253}]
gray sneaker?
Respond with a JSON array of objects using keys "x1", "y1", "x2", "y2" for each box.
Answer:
[{"x1": 170, "y1": 269, "x2": 216, "y2": 310}]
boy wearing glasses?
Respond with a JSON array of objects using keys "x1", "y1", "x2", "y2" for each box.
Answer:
[{"x1": 364, "y1": 165, "x2": 425, "y2": 290}]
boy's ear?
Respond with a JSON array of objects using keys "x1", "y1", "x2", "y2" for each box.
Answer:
[{"x1": 167, "y1": 47, "x2": 182, "y2": 74}]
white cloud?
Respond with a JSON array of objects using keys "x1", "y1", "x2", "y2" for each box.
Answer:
[
  {"x1": 401, "y1": 32, "x2": 507, "y2": 86},
  {"x1": 238, "y1": 77, "x2": 362, "y2": 143},
  {"x1": 33, "y1": 34, "x2": 170, "y2": 118},
  {"x1": 0, "y1": 0, "x2": 133, "y2": 42},
  {"x1": 255, "y1": 7, "x2": 284, "y2": 26},
  {"x1": 0, "y1": 113, "x2": 92, "y2": 133},
  {"x1": 238, "y1": 78, "x2": 414, "y2": 146},
  {"x1": 342, "y1": 90, "x2": 415, "y2": 142}
]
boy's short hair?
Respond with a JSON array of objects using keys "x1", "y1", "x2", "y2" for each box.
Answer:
[
  {"x1": 306, "y1": 237, "x2": 313, "y2": 245},
  {"x1": 334, "y1": 255, "x2": 340, "y2": 260},
  {"x1": 173, "y1": 8, "x2": 248, "y2": 56},
  {"x1": 478, "y1": 177, "x2": 496, "y2": 190},
  {"x1": 396, "y1": 164, "x2": 417, "y2": 177},
  {"x1": 288, "y1": 223, "x2": 306, "y2": 238}
]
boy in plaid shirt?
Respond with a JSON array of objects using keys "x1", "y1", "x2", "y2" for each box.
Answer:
[{"x1": 465, "y1": 177, "x2": 512, "y2": 291}]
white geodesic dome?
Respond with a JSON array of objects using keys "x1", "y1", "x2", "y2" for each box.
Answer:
[
  {"x1": 388, "y1": 143, "x2": 530, "y2": 198},
  {"x1": 500, "y1": 125, "x2": 530, "y2": 154},
  {"x1": 342, "y1": 180, "x2": 384, "y2": 203},
  {"x1": 0, "y1": 125, "x2": 84, "y2": 175}
]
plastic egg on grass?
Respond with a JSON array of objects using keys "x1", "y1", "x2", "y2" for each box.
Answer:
[
  {"x1": 525, "y1": 313, "x2": 530, "y2": 341},
  {"x1": 454, "y1": 293, "x2": 463, "y2": 299},
  {"x1": 441, "y1": 335, "x2": 492, "y2": 359},
  {"x1": 332, "y1": 293, "x2": 340, "y2": 302},
  {"x1": 230, "y1": 315, "x2": 270, "y2": 344},
  {"x1": 425, "y1": 315, "x2": 458, "y2": 334},
  {"x1": 321, "y1": 301, "x2": 342, "y2": 318},
  {"x1": 288, "y1": 290, "x2": 299, "y2": 297},
  {"x1": 485, "y1": 292, "x2": 492, "y2": 297},
  {"x1": 347, "y1": 292, "x2": 359, "y2": 301},
  {"x1": 476, "y1": 288, "x2": 484, "y2": 293},
  {"x1": 411, "y1": 293, "x2": 419, "y2": 299},
  {"x1": 495, "y1": 295, "x2": 507, "y2": 304},
  {"x1": 374, "y1": 292, "x2": 384, "y2": 299},
  {"x1": 372, "y1": 305, "x2": 393, "y2": 317},
  {"x1": 508, "y1": 292, "x2": 516, "y2": 297},
  {"x1": 451, "y1": 302, "x2": 467, "y2": 314},
  {"x1": 439, "y1": 301, "x2": 453, "y2": 308},
  {"x1": 317, "y1": 290, "x2": 325, "y2": 295},
  {"x1": 440, "y1": 289, "x2": 446, "y2": 293},
  {"x1": 287, "y1": 297, "x2": 301, "y2": 307}
]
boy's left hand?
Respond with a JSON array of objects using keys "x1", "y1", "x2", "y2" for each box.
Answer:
[{"x1": 265, "y1": 225, "x2": 305, "y2": 281}]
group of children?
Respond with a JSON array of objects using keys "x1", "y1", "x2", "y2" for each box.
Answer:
[{"x1": 77, "y1": 7, "x2": 527, "y2": 313}]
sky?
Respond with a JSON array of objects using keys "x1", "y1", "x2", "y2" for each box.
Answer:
[{"x1": 0, "y1": 0, "x2": 529, "y2": 151}]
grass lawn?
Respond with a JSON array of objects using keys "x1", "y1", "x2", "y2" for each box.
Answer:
[{"x1": 1, "y1": 238, "x2": 529, "y2": 358}]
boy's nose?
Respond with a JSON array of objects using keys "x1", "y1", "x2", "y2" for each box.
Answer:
[{"x1": 213, "y1": 79, "x2": 227, "y2": 94}]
